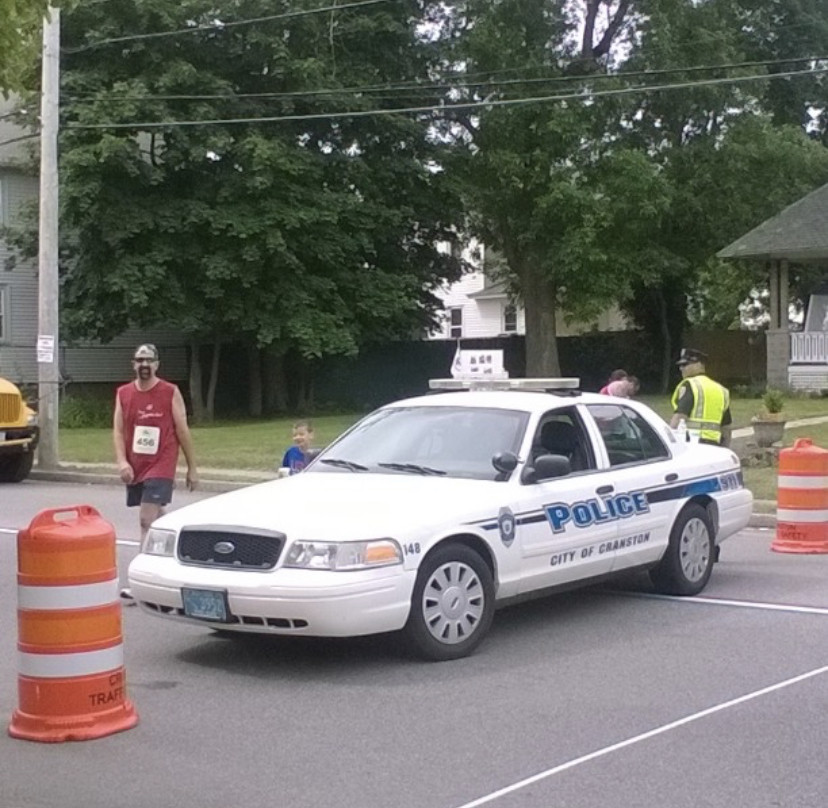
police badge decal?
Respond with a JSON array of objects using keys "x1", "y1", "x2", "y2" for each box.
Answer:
[{"x1": 498, "y1": 506, "x2": 516, "y2": 547}]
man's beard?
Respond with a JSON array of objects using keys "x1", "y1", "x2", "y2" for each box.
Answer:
[{"x1": 137, "y1": 367, "x2": 152, "y2": 380}]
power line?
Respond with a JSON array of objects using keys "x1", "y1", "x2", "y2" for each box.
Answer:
[
  {"x1": 62, "y1": 0, "x2": 390, "y2": 54},
  {"x1": 0, "y1": 133, "x2": 40, "y2": 148},
  {"x1": 63, "y1": 65, "x2": 828, "y2": 130},
  {"x1": 59, "y1": 55, "x2": 828, "y2": 106}
]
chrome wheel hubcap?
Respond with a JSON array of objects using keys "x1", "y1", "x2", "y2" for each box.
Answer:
[
  {"x1": 421, "y1": 561, "x2": 485, "y2": 645},
  {"x1": 679, "y1": 517, "x2": 711, "y2": 582}
]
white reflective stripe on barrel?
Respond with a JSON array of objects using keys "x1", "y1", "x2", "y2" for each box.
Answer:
[
  {"x1": 777, "y1": 475, "x2": 828, "y2": 489},
  {"x1": 17, "y1": 579, "x2": 119, "y2": 611},
  {"x1": 18, "y1": 644, "x2": 124, "y2": 678},
  {"x1": 776, "y1": 508, "x2": 828, "y2": 522}
]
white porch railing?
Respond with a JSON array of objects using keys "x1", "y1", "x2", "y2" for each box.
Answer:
[{"x1": 790, "y1": 332, "x2": 828, "y2": 364}]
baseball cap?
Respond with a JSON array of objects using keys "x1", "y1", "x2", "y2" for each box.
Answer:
[
  {"x1": 676, "y1": 348, "x2": 707, "y2": 367},
  {"x1": 133, "y1": 343, "x2": 159, "y2": 361}
]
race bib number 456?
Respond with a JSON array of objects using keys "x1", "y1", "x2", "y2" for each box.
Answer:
[{"x1": 133, "y1": 425, "x2": 160, "y2": 455}]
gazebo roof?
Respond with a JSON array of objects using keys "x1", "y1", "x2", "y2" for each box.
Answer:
[{"x1": 717, "y1": 181, "x2": 828, "y2": 263}]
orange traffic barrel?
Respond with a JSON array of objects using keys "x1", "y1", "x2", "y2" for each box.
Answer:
[
  {"x1": 8, "y1": 505, "x2": 138, "y2": 742},
  {"x1": 772, "y1": 439, "x2": 828, "y2": 554}
]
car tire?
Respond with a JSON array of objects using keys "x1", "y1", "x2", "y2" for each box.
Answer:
[
  {"x1": 403, "y1": 543, "x2": 495, "y2": 661},
  {"x1": 0, "y1": 452, "x2": 34, "y2": 483},
  {"x1": 650, "y1": 503, "x2": 715, "y2": 596}
]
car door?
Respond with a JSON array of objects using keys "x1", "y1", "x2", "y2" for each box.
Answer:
[
  {"x1": 582, "y1": 402, "x2": 674, "y2": 572},
  {"x1": 517, "y1": 407, "x2": 619, "y2": 594}
]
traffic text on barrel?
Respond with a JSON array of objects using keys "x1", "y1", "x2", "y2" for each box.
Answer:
[
  {"x1": 8, "y1": 505, "x2": 138, "y2": 742},
  {"x1": 773, "y1": 438, "x2": 828, "y2": 554}
]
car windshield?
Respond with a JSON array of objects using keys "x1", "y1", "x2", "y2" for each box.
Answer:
[{"x1": 311, "y1": 405, "x2": 529, "y2": 481}]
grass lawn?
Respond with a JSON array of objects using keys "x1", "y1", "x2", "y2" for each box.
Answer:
[
  {"x1": 57, "y1": 393, "x2": 828, "y2": 502},
  {"x1": 59, "y1": 413, "x2": 364, "y2": 471}
]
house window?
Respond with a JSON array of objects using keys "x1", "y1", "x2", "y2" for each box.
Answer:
[
  {"x1": 0, "y1": 286, "x2": 7, "y2": 342},
  {"x1": 449, "y1": 307, "x2": 463, "y2": 338},
  {"x1": 503, "y1": 304, "x2": 517, "y2": 333}
]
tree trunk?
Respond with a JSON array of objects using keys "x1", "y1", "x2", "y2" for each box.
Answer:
[
  {"x1": 205, "y1": 338, "x2": 221, "y2": 422},
  {"x1": 263, "y1": 347, "x2": 287, "y2": 413},
  {"x1": 247, "y1": 344, "x2": 262, "y2": 417},
  {"x1": 520, "y1": 264, "x2": 560, "y2": 377},
  {"x1": 656, "y1": 289, "x2": 672, "y2": 394},
  {"x1": 188, "y1": 339, "x2": 205, "y2": 423}
]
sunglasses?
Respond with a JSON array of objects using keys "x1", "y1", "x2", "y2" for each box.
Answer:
[{"x1": 133, "y1": 357, "x2": 157, "y2": 364}]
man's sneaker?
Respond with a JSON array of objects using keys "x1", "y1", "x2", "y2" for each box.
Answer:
[{"x1": 120, "y1": 587, "x2": 137, "y2": 606}]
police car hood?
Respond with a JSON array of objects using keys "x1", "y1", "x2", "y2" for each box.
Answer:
[{"x1": 155, "y1": 473, "x2": 499, "y2": 540}]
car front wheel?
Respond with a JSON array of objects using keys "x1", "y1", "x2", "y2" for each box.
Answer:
[
  {"x1": 650, "y1": 503, "x2": 715, "y2": 596},
  {"x1": 403, "y1": 543, "x2": 495, "y2": 661}
]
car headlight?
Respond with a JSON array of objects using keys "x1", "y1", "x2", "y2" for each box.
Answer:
[
  {"x1": 27, "y1": 412, "x2": 38, "y2": 426},
  {"x1": 283, "y1": 539, "x2": 403, "y2": 571},
  {"x1": 142, "y1": 527, "x2": 177, "y2": 556}
]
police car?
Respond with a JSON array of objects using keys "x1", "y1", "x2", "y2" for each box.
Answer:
[{"x1": 128, "y1": 378, "x2": 753, "y2": 661}]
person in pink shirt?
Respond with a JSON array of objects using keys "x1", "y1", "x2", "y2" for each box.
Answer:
[
  {"x1": 606, "y1": 376, "x2": 640, "y2": 398},
  {"x1": 599, "y1": 369, "x2": 627, "y2": 395}
]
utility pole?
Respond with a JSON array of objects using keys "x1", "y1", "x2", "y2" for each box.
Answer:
[{"x1": 37, "y1": 7, "x2": 60, "y2": 469}]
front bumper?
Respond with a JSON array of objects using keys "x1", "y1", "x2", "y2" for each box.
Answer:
[
  {"x1": 128, "y1": 555, "x2": 416, "y2": 637},
  {"x1": 0, "y1": 426, "x2": 39, "y2": 455}
]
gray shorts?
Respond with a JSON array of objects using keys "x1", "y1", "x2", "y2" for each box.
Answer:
[{"x1": 126, "y1": 478, "x2": 173, "y2": 508}]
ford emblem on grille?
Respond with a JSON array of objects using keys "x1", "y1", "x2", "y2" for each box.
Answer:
[{"x1": 213, "y1": 541, "x2": 235, "y2": 555}]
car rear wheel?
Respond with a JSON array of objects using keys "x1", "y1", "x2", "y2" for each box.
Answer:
[
  {"x1": 650, "y1": 503, "x2": 715, "y2": 596},
  {"x1": 403, "y1": 543, "x2": 495, "y2": 661}
]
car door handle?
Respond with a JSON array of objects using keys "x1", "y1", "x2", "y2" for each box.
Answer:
[
  {"x1": 596, "y1": 485, "x2": 614, "y2": 495},
  {"x1": 665, "y1": 473, "x2": 679, "y2": 482}
]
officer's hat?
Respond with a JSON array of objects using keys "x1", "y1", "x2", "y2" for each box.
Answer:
[{"x1": 676, "y1": 348, "x2": 707, "y2": 367}]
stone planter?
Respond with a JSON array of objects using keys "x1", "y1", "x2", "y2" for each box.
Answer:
[{"x1": 751, "y1": 417, "x2": 786, "y2": 448}]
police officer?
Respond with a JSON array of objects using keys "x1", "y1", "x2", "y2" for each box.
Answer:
[{"x1": 669, "y1": 348, "x2": 732, "y2": 447}]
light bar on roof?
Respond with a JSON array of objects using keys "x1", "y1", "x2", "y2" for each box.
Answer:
[{"x1": 429, "y1": 378, "x2": 580, "y2": 392}]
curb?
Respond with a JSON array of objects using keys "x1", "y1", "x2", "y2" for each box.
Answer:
[{"x1": 29, "y1": 468, "x2": 269, "y2": 494}]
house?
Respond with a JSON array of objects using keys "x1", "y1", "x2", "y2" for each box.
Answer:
[
  {"x1": 0, "y1": 96, "x2": 187, "y2": 389},
  {"x1": 718, "y1": 181, "x2": 828, "y2": 391},
  {"x1": 428, "y1": 244, "x2": 629, "y2": 341}
]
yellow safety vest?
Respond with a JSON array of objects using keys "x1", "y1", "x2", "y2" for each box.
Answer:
[{"x1": 671, "y1": 375, "x2": 730, "y2": 444}]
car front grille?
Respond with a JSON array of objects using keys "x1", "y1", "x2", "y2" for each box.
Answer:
[
  {"x1": 0, "y1": 393, "x2": 21, "y2": 423},
  {"x1": 177, "y1": 529, "x2": 285, "y2": 570}
]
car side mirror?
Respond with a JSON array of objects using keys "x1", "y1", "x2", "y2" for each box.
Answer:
[
  {"x1": 492, "y1": 451, "x2": 518, "y2": 475},
  {"x1": 524, "y1": 453, "x2": 571, "y2": 483}
]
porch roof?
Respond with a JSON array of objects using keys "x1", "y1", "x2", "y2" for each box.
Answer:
[{"x1": 717, "y1": 181, "x2": 828, "y2": 263}]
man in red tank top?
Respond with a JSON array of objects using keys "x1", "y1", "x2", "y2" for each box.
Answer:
[{"x1": 113, "y1": 344, "x2": 198, "y2": 601}]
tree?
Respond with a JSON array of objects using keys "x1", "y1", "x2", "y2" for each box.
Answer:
[
  {"x1": 444, "y1": 0, "x2": 662, "y2": 376},
  {"x1": 51, "y1": 0, "x2": 464, "y2": 417},
  {"x1": 0, "y1": 0, "x2": 49, "y2": 94}
]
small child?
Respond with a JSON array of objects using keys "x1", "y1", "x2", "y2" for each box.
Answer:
[{"x1": 280, "y1": 420, "x2": 314, "y2": 475}]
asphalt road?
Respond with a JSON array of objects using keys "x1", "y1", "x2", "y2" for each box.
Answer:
[{"x1": 1, "y1": 479, "x2": 827, "y2": 808}]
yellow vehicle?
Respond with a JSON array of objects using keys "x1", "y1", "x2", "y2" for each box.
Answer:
[{"x1": 0, "y1": 377, "x2": 39, "y2": 482}]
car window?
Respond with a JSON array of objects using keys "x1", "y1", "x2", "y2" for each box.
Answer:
[
  {"x1": 530, "y1": 408, "x2": 595, "y2": 473},
  {"x1": 587, "y1": 404, "x2": 670, "y2": 467},
  {"x1": 311, "y1": 405, "x2": 529, "y2": 480}
]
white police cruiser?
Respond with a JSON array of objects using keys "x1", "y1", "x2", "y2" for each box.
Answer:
[{"x1": 128, "y1": 379, "x2": 753, "y2": 661}]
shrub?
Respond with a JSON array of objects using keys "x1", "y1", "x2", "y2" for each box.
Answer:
[
  {"x1": 761, "y1": 387, "x2": 785, "y2": 415},
  {"x1": 59, "y1": 395, "x2": 113, "y2": 428}
]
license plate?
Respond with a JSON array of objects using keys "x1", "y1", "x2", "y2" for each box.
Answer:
[{"x1": 181, "y1": 588, "x2": 229, "y2": 622}]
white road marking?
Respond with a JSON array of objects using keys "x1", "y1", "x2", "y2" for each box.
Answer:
[
  {"x1": 454, "y1": 665, "x2": 828, "y2": 808},
  {"x1": 625, "y1": 591, "x2": 828, "y2": 616}
]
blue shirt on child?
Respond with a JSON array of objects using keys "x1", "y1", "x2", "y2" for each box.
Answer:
[{"x1": 281, "y1": 446, "x2": 306, "y2": 474}]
